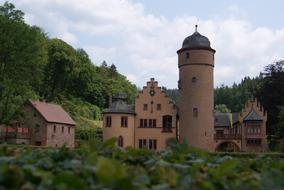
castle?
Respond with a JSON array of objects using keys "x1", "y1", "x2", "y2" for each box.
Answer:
[{"x1": 103, "y1": 27, "x2": 267, "y2": 152}]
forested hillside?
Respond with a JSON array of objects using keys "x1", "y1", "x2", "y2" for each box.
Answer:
[{"x1": 0, "y1": 2, "x2": 138, "y2": 126}]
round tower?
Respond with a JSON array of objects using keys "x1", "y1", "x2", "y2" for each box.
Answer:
[{"x1": 177, "y1": 26, "x2": 215, "y2": 151}]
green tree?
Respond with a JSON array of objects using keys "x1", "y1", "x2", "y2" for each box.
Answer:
[
  {"x1": 214, "y1": 104, "x2": 231, "y2": 113},
  {"x1": 0, "y1": 1, "x2": 24, "y2": 22},
  {"x1": 256, "y1": 60, "x2": 284, "y2": 135},
  {"x1": 0, "y1": 2, "x2": 47, "y2": 123}
]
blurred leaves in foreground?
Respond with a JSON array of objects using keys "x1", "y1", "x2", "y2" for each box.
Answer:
[{"x1": 0, "y1": 139, "x2": 284, "y2": 190}]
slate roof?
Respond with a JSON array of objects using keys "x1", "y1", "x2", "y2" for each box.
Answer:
[
  {"x1": 103, "y1": 93, "x2": 135, "y2": 114},
  {"x1": 214, "y1": 113, "x2": 239, "y2": 128},
  {"x1": 243, "y1": 109, "x2": 263, "y2": 121},
  {"x1": 182, "y1": 31, "x2": 211, "y2": 49},
  {"x1": 29, "y1": 100, "x2": 76, "y2": 125}
]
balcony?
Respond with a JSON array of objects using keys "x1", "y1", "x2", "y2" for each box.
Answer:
[
  {"x1": 245, "y1": 134, "x2": 263, "y2": 139},
  {"x1": 214, "y1": 134, "x2": 242, "y2": 140}
]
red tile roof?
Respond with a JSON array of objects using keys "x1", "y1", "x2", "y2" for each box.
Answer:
[{"x1": 29, "y1": 100, "x2": 76, "y2": 125}]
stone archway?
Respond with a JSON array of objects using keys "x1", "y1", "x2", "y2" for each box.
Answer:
[{"x1": 216, "y1": 141, "x2": 240, "y2": 152}]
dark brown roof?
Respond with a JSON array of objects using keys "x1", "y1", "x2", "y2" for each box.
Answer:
[
  {"x1": 29, "y1": 100, "x2": 76, "y2": 125},
  {"x1": 214, "y1": 113, "x2": 239, "y2": 128}
]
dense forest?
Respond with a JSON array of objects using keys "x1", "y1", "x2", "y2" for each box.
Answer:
[{"x1": 0, "y1": 2, "x2": 138, "y2": 127}]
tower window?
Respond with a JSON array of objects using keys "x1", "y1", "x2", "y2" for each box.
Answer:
[
  {"x1": 106, "y1": 116, "x2": 112, "y2": 127},
  {"x1": 186, "y1": 52, "x2": 190, "y2": 59},
  {"x1": 192, "y1": 77, "x2": 197, "y2": 83},
  {"x1": 121, "y1": 116, "x2": 128, "y2": 127},
  {"x1": 193, "y1": 108, "x2": 198, "y2": 117}
]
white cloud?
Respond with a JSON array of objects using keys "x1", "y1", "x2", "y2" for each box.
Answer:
[{"x1": 7, "y1": 0, "x2": 284, "y2": 88}]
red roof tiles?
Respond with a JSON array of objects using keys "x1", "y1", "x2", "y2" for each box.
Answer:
[{"x1": 29, "y1": 100, "x2": 76, "y2": 125}]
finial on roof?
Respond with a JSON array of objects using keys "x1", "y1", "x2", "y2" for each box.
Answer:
[{"x1": 195, "y1": 24, "x2": 198, "y2": 32}]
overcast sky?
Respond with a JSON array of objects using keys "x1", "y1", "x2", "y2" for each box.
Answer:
[{"x1": 4, "y1": 0, "x2": 284, "y2": 88}]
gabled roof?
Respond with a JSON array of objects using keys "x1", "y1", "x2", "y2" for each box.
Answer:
[
  {"x1": 29, "y1": 100, "x2": 76, "y2": 125},
  {"x1": 214, "y1": 113, "x2": 239, "y2": 128},
  {"x1": 243, "y1": 109, "x2": 263, "y2": 121}
]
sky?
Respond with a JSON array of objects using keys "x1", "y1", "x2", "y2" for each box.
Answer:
[{"x1": 4, "y1": 0, "x2": 284, "y2": 88}]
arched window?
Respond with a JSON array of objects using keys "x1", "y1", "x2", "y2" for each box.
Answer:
[
  {"x1": 118, "y1": 136, "x2": 124, "y2": 147},
  {"x1": 192, "y1": 77, "x2": 197, "y2": 83}
]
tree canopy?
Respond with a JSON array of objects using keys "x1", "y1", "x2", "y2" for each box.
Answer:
[{"x1": 0, "y1": 2, "x2": 138, "y2": 125}]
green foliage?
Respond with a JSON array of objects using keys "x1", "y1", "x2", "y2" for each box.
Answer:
[
  {"x1": 164, "y1": 88, "x2": 179, "y2": 104},
  {"x1": 1, "y1": 142, "x2": 284, "y2": 189},
  {"x1": 0, "y1": 3, "x2": 47, "y2": 123},
  {"x1": 256, "y1": 60, "x2": 284, "y2": 134},
  {"x1": 215, "y1": 104, "x2": 231, "y2": 113},
  {"x1": 0, "y1": 1, "x2": 24, "y2": 22},
  {"x1": 214, "y1": 76, "x2": 262, "y2": 112},
  {"x1": 0, "y1": 2, "x2": 138, "y2": 125}
]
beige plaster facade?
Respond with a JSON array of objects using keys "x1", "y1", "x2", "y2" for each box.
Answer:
[
  {"x1": 134, "y1": 79, "x2": 177, "y2": 151},
  {"x1": 103, "y1": 79, "x2": 177, "y2": 151},
  {"x1": 103, "y1": 113, "x2": 135, "y2": 148}
]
